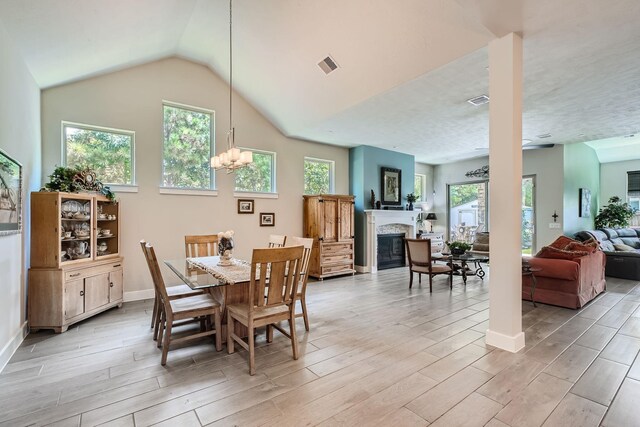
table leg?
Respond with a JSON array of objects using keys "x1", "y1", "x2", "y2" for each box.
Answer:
[
  {"x1": 530, "y1": 274, "x2": 538, "y2": 308},
  {"x1": 476, "y1": 262, "x2": 486, "y2": 279},
  {"x1": 461, "y1": 261, "x2": 468, "y2": 285}
]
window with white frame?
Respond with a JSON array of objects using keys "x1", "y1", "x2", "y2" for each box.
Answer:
[
  {"x1": 235, "y1": 149, "x2": 276, "y2": 193},
  {"x1": 304, "y1": 157, "x2": 334, "y2": 195},
  {"x1": 63, "y1": 122, "x2": 135, "y2": 185},
  {"x1": 162, "y1": 102, "x2": 214, "y2": 189},
  {"x1": 628, "y1": 170, "x2": 640, "y2": 212},
  {"x1": 414, "y1": 174, "x2": 426, "y2": 201}
]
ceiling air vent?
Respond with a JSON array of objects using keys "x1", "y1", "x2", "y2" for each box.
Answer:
[
  {"x1": 537, "y1": 133, "x2": 552, "y2": 139},
  {"x1": 467, "y1": 95, "x2": 489, "y2": 106},
  {"x1": 318, "y1": 56, "x2": 339, "y2": 75}
]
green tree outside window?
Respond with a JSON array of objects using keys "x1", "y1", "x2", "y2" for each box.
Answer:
[
  {"x1": 414, "y1": 174, "x2": 425, "y2": 201},
  {"x1": 304, "y1": 158, "x2": 333, "y2": 194},
  {"x1": 162, "y1": 104, "x2": 213, "y2": 189},
  {"x1": 64, "y1": 124, "x2": 134, "y2": 185},
  {"x1": 235, "y1": 151, "x2": 274, "y2": 192}
]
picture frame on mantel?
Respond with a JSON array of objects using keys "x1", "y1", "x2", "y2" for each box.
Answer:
[
  {"x1": 381, "y1": 167, "x2": 401, "y2": 205},
  {"x1": 0, "y1": 148, "x2": 22, "y2": 236}
]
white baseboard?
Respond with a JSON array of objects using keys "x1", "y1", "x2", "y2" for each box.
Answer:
[
  {"x1": 355, "y1": 265, "x2": 371, "y2": 273},
  {"x1": 124, "y1": 289, "x2": 155, "y2": 302},
  {"x1": 485, "y1": 329, "x2": 525, "y2": 353},
  {"x1": 0, "y1": 321, "x2": 28, "y2": 373}
]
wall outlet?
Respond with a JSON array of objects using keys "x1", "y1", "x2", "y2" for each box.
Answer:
[{"x1": 549, "y1": 223, "x2": 561, "y2": 229}]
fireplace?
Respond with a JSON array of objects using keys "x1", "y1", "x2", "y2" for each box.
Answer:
[{"x1": 377, "y1": 233, "x2": 406, "y2": 270}]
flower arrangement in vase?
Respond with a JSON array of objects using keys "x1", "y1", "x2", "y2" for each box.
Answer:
[{"x1": 217, "y1": 230, "x2": 235, "y2": 266}]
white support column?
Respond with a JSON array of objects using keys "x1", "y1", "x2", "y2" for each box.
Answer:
[{"x1": 486, "y1": 32, "x2": 525, "y2": 353}]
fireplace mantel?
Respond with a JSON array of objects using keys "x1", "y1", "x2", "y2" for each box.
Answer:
[{"x1": 363, "y1": 210, "x2": 418, "y2": 273}]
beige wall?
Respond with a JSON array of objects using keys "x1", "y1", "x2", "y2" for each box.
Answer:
[
  {"x1": 601, "y1": 159, "x2": 640, "y2": 202},
  {"x1": 42, "y1": 57, "x2": 349, "y2": 298},
  {"x1": 432, "y1": 145, "x2": 564, "y2": 250},
  {"x1": 414, "y1": 162, "x2": 434, "y2": 210},
  {"x1": 0, "y1": 22, "x2": 41, "y2": 369}
]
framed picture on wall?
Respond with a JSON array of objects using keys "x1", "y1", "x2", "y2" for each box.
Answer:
[
  {"x1": 381, "y1": 167, "x2": 401, "y2": 205},
  {"x1": 579, "y1": 188, "x2": 591, "y2": 218},
  {"x1": 0, "y1": 148, "x2": 22, "y2": 236},
  {"x1": 237, "y1": 199, "x2": 254, "y2": 214},
  {"x1": 260, "y1": 212, "x2": 275, "y2": 227}
]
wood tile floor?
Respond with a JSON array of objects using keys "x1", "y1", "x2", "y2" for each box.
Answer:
[{"x1": 2, "y1": 270, "x2": 640, "y2": 426}]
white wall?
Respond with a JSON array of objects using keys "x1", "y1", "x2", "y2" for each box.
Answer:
[
  {"x1": 42, "y1": 57, "x2": 349, "y2": 298},
  {"x1": 0, "y1": 22, "x2": 41, "y2": 369},
  {"x1": 601, "y1": 159, "x2": 640, "y2": 203},
  {"x1": 432, "y1": 145, "x2": 564, "y2": 249}
]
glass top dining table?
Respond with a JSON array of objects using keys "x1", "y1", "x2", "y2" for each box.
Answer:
[{"x1": 164, "y1": 256, "x2": 250, "y2": 290}]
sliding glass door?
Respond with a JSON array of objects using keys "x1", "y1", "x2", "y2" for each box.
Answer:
[
  {"x1": 447, "y1": 181, "x2": 488, "y2": 243},
  {"x1": 447, "y1": 176, "x2": 536, "y2": 253}
]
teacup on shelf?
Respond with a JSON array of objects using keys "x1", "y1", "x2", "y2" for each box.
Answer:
[
  {"x1": 99, "y1": 214, "x2": 107, "y2": 220},
  {"x1": 101, "y1": 229, "x2": 111, "y2": 236}
]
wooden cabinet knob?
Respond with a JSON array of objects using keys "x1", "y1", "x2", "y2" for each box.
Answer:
[
  {"x1": 79, "y1": 290, "x2": 84, "y2": 296},
  {"x1": 109, "y1": 282, "x2": 114, "y2": 288}
]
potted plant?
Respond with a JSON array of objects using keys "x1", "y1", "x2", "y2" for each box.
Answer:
[
  {"x1": 446, "y1": 240, "x2": 472, "y2": 255},
  {"x1": 405, "y1": 193, "x2": 418, "y2": 210},
  {"x1": 595, "y1": 196, "x2": 635, "y2": 229}
]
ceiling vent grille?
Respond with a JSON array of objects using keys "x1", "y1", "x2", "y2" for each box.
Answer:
[
  {"x1": 318, "y1": 56, "x2": 339, "y2": 75},
  {"x1": 537, "y1": 133, "x2": 552, "y2": 139},
  {"x1": 467, "y1": 95, "x2": 489, "y2": 106}
]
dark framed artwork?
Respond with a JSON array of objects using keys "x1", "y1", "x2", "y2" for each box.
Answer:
[
  {"x1": 0, "y1": 149, "x2": 22, "y2": 235},
  {"x1": 237, "y1": 199, "x2": 254, "y2": 214},
  {"x1": 381, "y1": 167, "x2": 401, "y2": 205},
  {"x1": 579, "y1": 188, "x2": 591, "y2": 218},
  {"x1": 260, "y1": 212, "x2": 275, "y2": 227}
]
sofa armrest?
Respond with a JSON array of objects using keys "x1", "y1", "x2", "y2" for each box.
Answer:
[
  {"x1": 527, "y1": 257, "x2": 579, "y2": 281},
  {"x1": 574, "y1": 251, "x2": 606, "y2": 290}
]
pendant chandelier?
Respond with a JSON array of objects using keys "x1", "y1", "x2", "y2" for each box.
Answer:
[{"x1": 211, "y1": 0, "x2": 253, "y2": 173}]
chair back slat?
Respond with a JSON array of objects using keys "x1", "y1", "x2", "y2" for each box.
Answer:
[
  {"x1": 285, "y1": 236, "x2": 313, "y2": 293},
  {"x1": 140, "y1": 240, "x2": 172, "y2": 314},
  {"x1": 185, "y1": 234, "x2": 219, "y2": 257},
  {"x1": 248, "y1": 246, "x2": 303, "y2": 312},
  {"x1": 405, "y1": 238, "x2": 432, "y2": 266},
  {"x1": 268, "y1": 234, "x2": 286, "y2": 248}
]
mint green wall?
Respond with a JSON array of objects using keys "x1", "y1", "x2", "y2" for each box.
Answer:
[
  {"x1": 563, "y1": 142, "x2": 600, "y2": 236},
  {"x1": 350, "y1": 145, "x2": 415, "y2": 266}
]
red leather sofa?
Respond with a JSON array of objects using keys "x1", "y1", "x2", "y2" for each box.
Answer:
[{"x1": 522, "y1": 250, "x2": 606, "y2": 309}]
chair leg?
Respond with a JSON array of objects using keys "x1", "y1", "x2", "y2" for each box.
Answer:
[
  {"x1": 156, "y1": 310, "x2": 165, "y2": 348},
  {"x1": 214, "y1": 310, "x2": 222, "y2": 352},
  {"x1": 449, "y1": 271, "x2": 453, "y2": 289},
  {"x1": 289, "y1": 314, "x2": 299, "y2": 360},
  {"x1": 409, "y1": 271, "x2": 413, "y2": 289},
  {"x1": 151, "y1": 295, "x2": 158, "y2": 329},
  {"x1": 419, "y1": 273, "x2": 421, "y2": 284},
  {"x1": 161, "y1": 317, "x2": 173, "y2": 366},
  {"x1": 266, "y1": 324, "x2": 273, "y2": 343},
  {"x1": 301, "y1": 297, "x2": 310, "y2": 332},
  {"x1": 227, "y1": 311, "x2": 234, "y2": 354},
  {"x1": 153, "y1": 303, "x2": 163, "y2": 341},
  {"x1": 429, "y1": 273, "x2": 433, "y2": 293},
  {"x1": 248, "y1": 319, "x2": 255, "y2": 376}
]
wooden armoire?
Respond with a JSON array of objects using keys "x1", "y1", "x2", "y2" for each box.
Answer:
[{"x1": 303, "y1": 194, "x2": 355, "y2": 280}]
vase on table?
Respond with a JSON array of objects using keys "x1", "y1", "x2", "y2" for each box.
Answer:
[{"x1": 217, "y1": 230, "x2": 235, "y2": 266}]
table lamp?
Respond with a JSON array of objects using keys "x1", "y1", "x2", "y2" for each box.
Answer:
[{"x1": 426, "y1": 213, "x2": 437, "y2": 232}]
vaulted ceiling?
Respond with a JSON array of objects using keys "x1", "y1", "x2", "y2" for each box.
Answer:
[{"x1": 1, "y1": 0, "x2": 639, "y2": 164}]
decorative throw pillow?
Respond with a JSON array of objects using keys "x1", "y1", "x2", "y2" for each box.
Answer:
[
  {"x1": 565, "y1": 241, "x2": 597, "y2": 254},
  {"x1": 549, "y1": 235, "x2": 577, "y2": 249},
  {"x1": 536, "y1": 245, "x2": 589, "y2": 260},
  {"x1": 613, "y1": 243, "x2": 637, "y2": 252}
]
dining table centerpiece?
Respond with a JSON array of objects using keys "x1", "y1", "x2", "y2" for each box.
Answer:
[{"x1": 217, "y1": 230, "x2": 235, "y2": 266}]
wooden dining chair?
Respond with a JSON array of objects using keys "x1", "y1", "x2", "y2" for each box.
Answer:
[
  {"x1": 227, "y1": 245, "x2": 304, "y2": 375},
  {"x1": 185, "y1": 234, "x2": 219, "y2": 258},
  {"x1": 268, "y1": 234, "x2": 286, "y2": 248},
  {"x1": 285, "y1": 236, "x2": 314, "y2": 331},
  {"x1": 405, "y1": 238, "x2": 453, "y2": 292},
  {"x1": 141, "y1": 241, "x2": 205, "y2": 339},
  {"x1": 141, "y1": 241, "x2": 222, "y2": 365}
]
